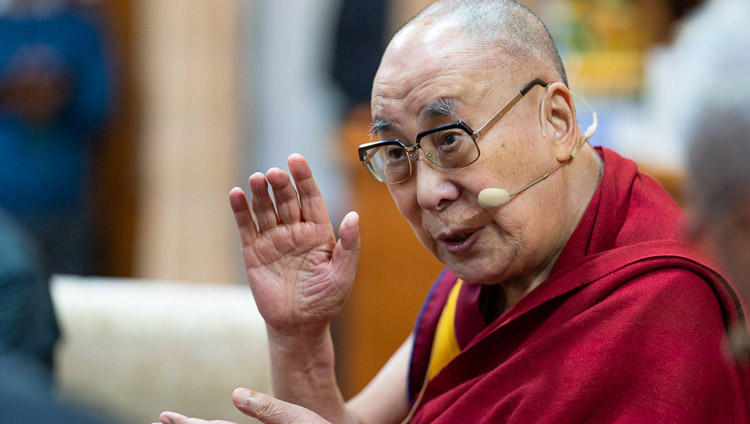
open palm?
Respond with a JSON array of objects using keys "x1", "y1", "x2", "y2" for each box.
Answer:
[{"x1": 229, "y1": 154, "x2": 360, "y2": 334}]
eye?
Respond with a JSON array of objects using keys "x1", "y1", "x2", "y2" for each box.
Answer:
[
  {"x1": 436, "y1": 131, "x2": 465, "y2": 152},
  {"x1": 442, "y1": 133, "x2": 459, "y2": 145},
  {"x1": 385, "y1": 146, "x2": 407, "y2": 160}
]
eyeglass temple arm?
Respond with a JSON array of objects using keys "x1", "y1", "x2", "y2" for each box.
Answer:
[
  {"x1": 472, "y1": 79, "x2": 548, "y2": 140},
  {"x1": 472, "y1": 93, "x2": 523, "y2": 140}
]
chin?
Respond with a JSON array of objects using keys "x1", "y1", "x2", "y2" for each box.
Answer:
[
  {"x1": 448, "y1": 262, "x2": 505, "y2": 285},
  {"x1": 439, "y1": 246, "x2": 510, "y2": 285}
]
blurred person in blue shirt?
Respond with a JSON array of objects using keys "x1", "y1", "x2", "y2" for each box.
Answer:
[{"x1": 0, "y1": 0, "x2": 114, "y2": 275}]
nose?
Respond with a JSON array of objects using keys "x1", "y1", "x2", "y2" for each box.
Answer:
[{"x1": 414, "y1": 158, "x2": 460, "y2": 211}]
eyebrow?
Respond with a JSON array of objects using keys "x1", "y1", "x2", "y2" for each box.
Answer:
[
  {"x1": 370, "y1": 98, "x2": 460, "y2": 138},
  {"x1": 423, "y1": 97, "x2": 459, "y2": 119},
  {"x1": 370, "y1": 118, "x2": 392, "y2": 137}
]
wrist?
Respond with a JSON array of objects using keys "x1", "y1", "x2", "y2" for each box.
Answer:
[
  {"x1": 266, "y1": 322, "x2": 332, "y2": 352},
  {"x1": 266, "y1": 323, "x2": 343, "y2": 410}
]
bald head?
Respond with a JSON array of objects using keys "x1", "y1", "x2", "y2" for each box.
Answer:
[{"x1": 399, "y1": 0, "x2": 567, "y2": 86}]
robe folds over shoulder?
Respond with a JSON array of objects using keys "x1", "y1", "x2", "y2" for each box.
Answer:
[{"x1": 407, "y1": 147, "x2": 750, "y2": 423}]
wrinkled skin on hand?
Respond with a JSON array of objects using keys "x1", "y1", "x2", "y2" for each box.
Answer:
[
  {"x1": 156, "y1": 388, "x2": 332, "y2": 424},
  {"x1": 228, "y1": 154, "x2": 360, "y2": 337},
  {"x1": 157, "y1": 155, "x2": 359, "y2": 424}
]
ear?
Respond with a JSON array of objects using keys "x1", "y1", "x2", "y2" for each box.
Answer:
[{"x1": 542, "y1": 82, "x2": 578, "y2": 163}]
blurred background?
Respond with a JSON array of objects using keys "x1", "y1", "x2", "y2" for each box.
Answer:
[{"x1": 1, "y1": 0, "x2": 743, "y2": 422}]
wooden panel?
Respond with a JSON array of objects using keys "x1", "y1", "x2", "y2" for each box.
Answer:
[
  {"x1": 133, "y1": 0, "x2": 242, "y2": 284},
  {"x1": 85, "y1": 0, "x2": 139, "y2": 277}
]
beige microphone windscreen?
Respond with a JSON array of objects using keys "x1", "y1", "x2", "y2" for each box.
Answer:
[{"x1": 478, "y1": 188, "x2": 510, "y2": 208}]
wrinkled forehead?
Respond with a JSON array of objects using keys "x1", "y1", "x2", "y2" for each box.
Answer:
[{"x1": 371, "y1": 20, "x2": 511, "y2": 130}]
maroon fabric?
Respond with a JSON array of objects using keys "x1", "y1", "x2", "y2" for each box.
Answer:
[
  {"x1": 454, "y1": 282, "x2": 484, "y2": 349},
  {"x1": 407, "y1": 148, "x2": 750, "y2": 423}
]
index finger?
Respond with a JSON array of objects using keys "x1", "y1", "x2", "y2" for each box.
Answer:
[
  {"x1": 229, "y1": 187, "x2": 258, "y2": 246},
  {"x1": 287, "y1": 154, "x2": 330, "y2": 224}
]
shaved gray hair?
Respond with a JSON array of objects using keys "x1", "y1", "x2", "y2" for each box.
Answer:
[{"x1": 405, "y1": 0, "x2": 568, "y2": 86}]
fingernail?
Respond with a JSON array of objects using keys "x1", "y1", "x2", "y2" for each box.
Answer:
[{"x1": 233, "y1": 387, "x2": 255, "y2": 407}]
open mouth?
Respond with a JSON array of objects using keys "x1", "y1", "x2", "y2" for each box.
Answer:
[
  {"x1": 445, "y1": 232, "x2": 474, "y2": 243},
  {"x1": 441, "y1": 229, "x2": 480, "y2": 254}
]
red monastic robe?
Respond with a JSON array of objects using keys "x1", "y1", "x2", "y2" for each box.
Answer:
[{"x1": 407, "y1": 147, "x2": 750, "y2": 423}]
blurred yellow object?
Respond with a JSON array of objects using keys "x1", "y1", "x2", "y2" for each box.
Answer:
[{"x1": 570, "y1": 50, "x2": 644, "y2": 95}]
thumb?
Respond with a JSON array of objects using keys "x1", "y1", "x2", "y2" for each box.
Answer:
[
  {"x1": 332, "y1": 211, "x2": 360, "y2": 282},
  {"x1": 232, "y1": 388, "x2": 332, "y2": 424}
]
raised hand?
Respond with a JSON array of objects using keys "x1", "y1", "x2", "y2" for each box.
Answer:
[
  {"x1": 157, "y1": 388, "x2": 332, "y2": 424},
  {"x1": 229, "y1": 154, "x2": 360, "y2": 337}
]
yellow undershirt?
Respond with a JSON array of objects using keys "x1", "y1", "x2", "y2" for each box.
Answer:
[{"x1": 427, "y1": 279, "x2": 464, "y2": 380}]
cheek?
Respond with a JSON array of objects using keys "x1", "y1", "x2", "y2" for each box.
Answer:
[
  {"x1": 473, "y1": 135, "x2": 535, "y2": 189},
  {"x1": 388, "y1": 184, "x2": 436, "y2": 250},
  {"x1": 388, "y1": 184, "x2": 419, "y2": 223}
]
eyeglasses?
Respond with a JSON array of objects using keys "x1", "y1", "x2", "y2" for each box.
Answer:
[{"x1": 358, "y1": 79, "x2": 548, "y2": 184}]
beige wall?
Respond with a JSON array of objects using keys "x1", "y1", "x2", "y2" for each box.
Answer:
[{"x1": 133, "y1": 0, "x2": 242, "y2": 284}]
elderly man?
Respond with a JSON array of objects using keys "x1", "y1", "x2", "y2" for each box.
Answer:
[{"x1": 159, "y1": 1, "x2": 749, "y2": 423}]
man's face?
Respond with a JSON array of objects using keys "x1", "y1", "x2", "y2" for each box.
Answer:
[{"x1": 371, "y1": 21, "x2": 571, "y2": 285}]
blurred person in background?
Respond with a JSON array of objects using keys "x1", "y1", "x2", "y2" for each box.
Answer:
[
  {"x1": 686, "y1": 80, "x2": 750, "y2": 359},
  {"x1": 0, "y1": 1, "x2": 115, "y2": 420},
  {"x1": 0, "y1": 351, "x2": 109, "y2": 424},
  {"x1": 0, "y1": 205, "x2": 57, "y2": 385},
  {"x1": 0, "y1": 0, "x2": 114, "y2": 275},
  {"x1": 644, "y1": 0, "x2": 749, "y2": 166},
  {"x1": 0, "y1": 205, "x2": 112, "y2": 423},
  {"x1": 643, "y1": 0, "x2": 750, "y2": 358},
  {"x1": 680, "y1": 0, "x2": 750, "y2": 355}
]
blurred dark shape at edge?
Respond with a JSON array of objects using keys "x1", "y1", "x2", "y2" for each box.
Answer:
[
  {"x1": 331, "y1": 0, "x2": 387, "y2": 110},
  {"x1": 0, "y1": 205, "x2": 113, "y2": 423}
]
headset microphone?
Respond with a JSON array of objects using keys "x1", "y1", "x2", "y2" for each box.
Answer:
[
  {"x1": 478, "y1": 188, "x2": 510, "y2": 208},
  {"x1": 478, "y1": 97, "x2": 598, "y2": 209}
]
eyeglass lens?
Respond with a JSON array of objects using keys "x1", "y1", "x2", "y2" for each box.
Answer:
[
  {"x1": 364, "y1": 125, "x2": 478, "y2": 183},
  {"x1": 419, "y1": 126, "x2": 478, "y2": 169},
  {"x1": 363, "y1": 144, "x2": 411, "y2": 183}
]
